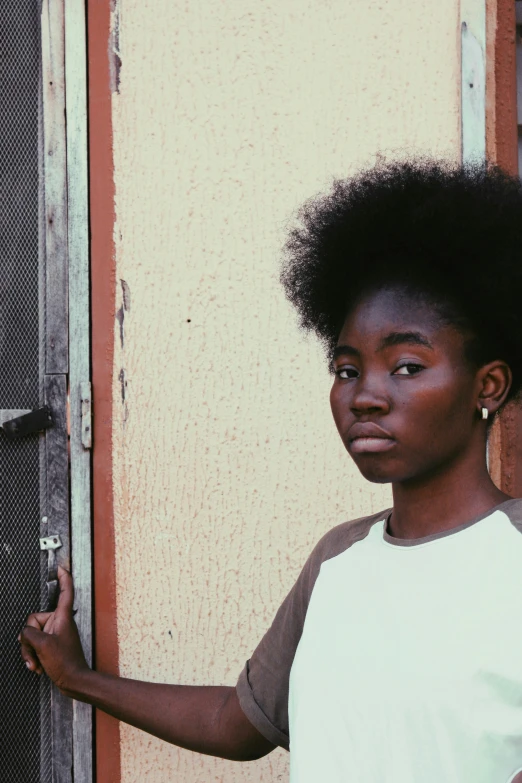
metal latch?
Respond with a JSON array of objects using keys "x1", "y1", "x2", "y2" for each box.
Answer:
[
  {"x1": 40, "y1": 533, "x2": 62, "y2": 611},
  {"x1": 3, "y1": 406, "x2": 53, "y2": 439}
]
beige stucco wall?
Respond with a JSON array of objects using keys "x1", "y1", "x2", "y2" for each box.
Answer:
[{"x1": 110, "y1": 1, "x2": 461, "y2": 780}]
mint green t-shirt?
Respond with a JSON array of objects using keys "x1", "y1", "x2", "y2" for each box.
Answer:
[{"x1": 237, "y1": 498, "x2": 522, "y2": 783}]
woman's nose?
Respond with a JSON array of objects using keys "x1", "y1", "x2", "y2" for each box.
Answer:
[{"x1": 350, "y1": 375, "x2": 389, "y2": 414}]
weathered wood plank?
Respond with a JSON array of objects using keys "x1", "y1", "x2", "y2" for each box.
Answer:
[
  {"x1": 44, "y1": 375, "x2": 69, "y2": 570},
  {"x1": 41, "y1": 0, "x2": 68, "y2": 374},
  {"x1": 49, "y1": 716, "x2": 74, "y2": 783},
  {"x1": 44, "y1": 374, "x2": 72, "y2": 783},
  {"x1": 65, "y1": 0, "x2": 93, "y2": 780},
  {"x1": 461, "y1": 0, "x2": 486, "y2": 164}
]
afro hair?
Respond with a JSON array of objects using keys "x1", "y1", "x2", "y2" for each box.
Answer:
[{"x1": 281, "y1": 158, "x2": 522, "y2": 404}]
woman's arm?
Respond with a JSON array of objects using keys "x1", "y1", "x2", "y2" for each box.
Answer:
[
  {"x1": 18, "y1": 567, "x2": 276, "y2": 762},
  {"x1": 64, "y1": 673, "x2": 275, "y2": 761}
]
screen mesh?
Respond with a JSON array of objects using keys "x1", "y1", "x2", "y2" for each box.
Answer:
[
  {"x1": 0, "y1": 1, "x2": 40, "y2": 409},
  {"x1": 0, "y1": 3, "x2": 52, "y2": 782},
  {"x1": 0, "y1": 433, "x2": 52, "y2": 782}
]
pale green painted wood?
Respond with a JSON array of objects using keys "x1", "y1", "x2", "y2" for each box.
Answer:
[
  {"x1": 461, "y1": 0, "x2": 486, "y2": 164},
  {"x1": 65, "y1": 0, "x2": 94, "y2": 782}
]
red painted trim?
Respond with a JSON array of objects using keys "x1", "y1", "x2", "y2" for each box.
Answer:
[
  {"x1": 493, "y1": 0, "x2": 518, "y2": 174},
  {"x1": 486, "y1": 0, "x2": 517, "y2": 170},
  {"x1": 486, "y1": 0, "x2": 522, "y2": 495},
  {"x1": 86, "y1": 1, "x2": 121, "y2": 781}
]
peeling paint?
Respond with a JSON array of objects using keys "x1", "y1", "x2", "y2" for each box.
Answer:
[
  {"x1": 109, "y1": 0, "x2": 122, "y2": 94},
  {"x1": 121, "y1": 279, "x2": 131, "y2": 311},
  {"x1": 118, "y1": 367, "x2": 127, "y2": 404},
  {"x1": 116, "y1": 305, "x2": 125, "y2": 348},
  {"x1": 116, "y1": 281, "x2": 130, "y2": 348}
]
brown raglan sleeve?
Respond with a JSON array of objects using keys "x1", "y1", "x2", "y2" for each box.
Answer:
[
  {"x1": 234, "y1": 511, "x2": 387, "y2": 751},
  {"x1": 235, "y1": 545, "x2": 320, "y2": 751}
]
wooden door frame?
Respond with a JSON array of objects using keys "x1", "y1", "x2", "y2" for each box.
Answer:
[
  {"x1": 23, "y1": 1, "x2": 94, "y2": 780},
  {"x1": 65, "y1": 1, "x2": 93, "y2": 781}
]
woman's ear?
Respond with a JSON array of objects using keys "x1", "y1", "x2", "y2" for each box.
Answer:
[{"x1": 476, "y1": 360, "x2": 512, "y2": 417}]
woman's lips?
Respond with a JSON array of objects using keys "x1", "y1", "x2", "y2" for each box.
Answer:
[{"x1": 349, "y1": 437, "x2": 396, "y2": 454}]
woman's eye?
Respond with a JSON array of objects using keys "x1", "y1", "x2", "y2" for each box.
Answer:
[
  {"x1": 336, "y1": 367, "x2": 358, "y2": 380},
  {"x1": 394, "y1": 363, "x2": 424, "y2": 376}
]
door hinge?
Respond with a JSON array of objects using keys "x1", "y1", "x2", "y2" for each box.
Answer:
[
  {"x1": 81, "y1": 381, "x2": 92, "y2": 449},
  {"x1": 2, "y1": 406, "x2": 53, "y2": 439}
]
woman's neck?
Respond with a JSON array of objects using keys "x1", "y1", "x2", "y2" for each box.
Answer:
[{"x1": 388, "y1": 452, "x2": 512, "y2": 540}]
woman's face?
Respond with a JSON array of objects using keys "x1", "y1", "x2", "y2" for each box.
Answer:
[{"x1": 330, "y1": 286, "x2": 483, "y2": 484}]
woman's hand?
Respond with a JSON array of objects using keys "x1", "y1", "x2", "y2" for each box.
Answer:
[
  {"x1": 17, "y1": 568, "x2": 276, "y2": 761},
  {"x1": 18, "y1": 565, "x2": 90, "y2": 695}
]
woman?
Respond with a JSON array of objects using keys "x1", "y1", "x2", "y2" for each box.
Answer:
[{"x1": 19, "y1": 159, "x2": 522, "y2": 782}]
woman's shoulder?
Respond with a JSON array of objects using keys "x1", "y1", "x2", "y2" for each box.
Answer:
[{"x1": 305, "y1": 506, "x2": 392, "y2": 570}]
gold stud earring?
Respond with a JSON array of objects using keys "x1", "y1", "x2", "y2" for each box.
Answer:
[{"x1": 481, "y1": 407, "x2": 489, "y2": 420}]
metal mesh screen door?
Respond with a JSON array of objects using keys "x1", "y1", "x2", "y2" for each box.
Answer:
[{"x1": 0, "y1": 2, "x2": 71, "y2": 782}]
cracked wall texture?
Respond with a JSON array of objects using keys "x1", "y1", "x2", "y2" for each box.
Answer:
[{"x1": 111, "y1": 1, "x2": 460, "y2": 780}]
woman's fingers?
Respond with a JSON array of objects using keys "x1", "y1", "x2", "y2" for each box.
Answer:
[
  {"x1": 18, "y1": 568, "x2": 90, "y2": 693},
  {"x1": 19, "y1": 631, "x2": 42, "y2": 673},
  {"x1": 19, "y1": 625, "x2": 46, "y2": 675},
  {"x1": 26, "y1": 612, "x2": 53, "y2": 630},
  {"x1": 19, "y1": 630, "x2": 42, "y2": 672},
  {"x1": 18, "y1": 612, "x2": 53, "y2": 674},
  {"x1": 55, "y1": 566, "x2": 74, "y2": 616}
]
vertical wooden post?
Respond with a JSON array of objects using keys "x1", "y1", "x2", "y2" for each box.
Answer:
[
  {"x1": 41, "y1": 0, "x2": 68, "y2": 376},
  {"x1": 65, "y1": 0, "x2": 93, "y2": 781},
  {"x1": 44, "y1": 374, "x2": 73, "y2": 782}
]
